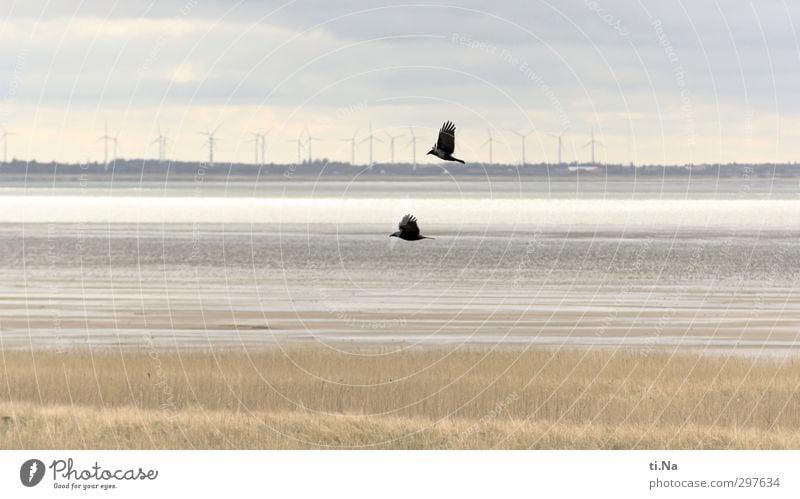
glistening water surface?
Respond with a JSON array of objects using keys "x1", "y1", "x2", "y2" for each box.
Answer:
[{"x1": 0, "y1": 178, "x2": 798, "y2": 357}]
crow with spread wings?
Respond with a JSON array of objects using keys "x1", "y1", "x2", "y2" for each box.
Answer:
[
  {"x1": 389, "y1": 214, "x2": 433, "y2": 241},
  {"x1": 427, "y1": 121, "x2": 465, "y2": 164}
]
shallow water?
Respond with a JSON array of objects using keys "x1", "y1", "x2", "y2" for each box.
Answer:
[{"x1": 0, "y1": 179, "x2": 798, "y2": 357}]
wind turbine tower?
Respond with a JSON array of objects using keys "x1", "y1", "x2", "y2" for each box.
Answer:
[
  {"x1": 112, "y1": 132, "x2": 119, "y2": 165},
  {"x1": 407, "y1": 126, "x2": 418, "y2": 171},
  {"x1": 359, "y1": 121, "x2": 383, "y2": 167},
  {"x1": 547, "y1": 128, "x2": 569, "y2": 165},
  {"x1": 583, "y1": 128, "x2": 603, "y2": 165},
  {"x1": 481, "y1": 128, "x2": 497, "y2": 165},
  {"x1": 340, "y1": 129, "x2": 359, "y2": 165},
  {"x1": 304, "y1": 126, "x2": 322, "y2": 163},
  {"x1": 512, "y1": 129, "x2": 535, "y2": 166},
  {"x1": 96, "y1": 121, "x2": 117, "y2": 168},
  {"x1": 287, "y1": 132, "x2": 304, "y2": 165},
  {"x1": 257, "y1": 129, "x2": 270, "y2": 165},
  {"x1": 199, "y1": 124, "x2": 222, "y2": 166},
  {"x1": 384, "y1": 130, "x2": 403, "y2": 164},
  {"x1": 246, "y1": 133, "x2": 260, "y2": 165},
  {"x1": 152, "y1": 125, "x2": 169, "y2": 162}
]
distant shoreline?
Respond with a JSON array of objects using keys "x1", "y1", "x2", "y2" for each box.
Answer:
[
  {"x1": 2, "y1": 159, "x2": 800, "y2": 183},
  {"x1": 2, "y1": 172, "x2": 799, "y2": 184}
]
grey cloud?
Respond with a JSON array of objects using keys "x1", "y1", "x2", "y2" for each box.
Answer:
[{"x1": 3, "y1": 0, "x2": 800, "y2": 164}]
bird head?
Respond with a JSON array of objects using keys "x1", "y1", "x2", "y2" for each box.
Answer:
[
  {"x1": 389, "y1": 231, "x2": 400, "y2": 238},
  {"x1": 426, "y1": 148, "x2": 434, "y2": 155}
]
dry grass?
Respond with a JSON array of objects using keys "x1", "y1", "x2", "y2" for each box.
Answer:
[{"x1": 1, "y1": 347, "x2": 799, "y2": 449}]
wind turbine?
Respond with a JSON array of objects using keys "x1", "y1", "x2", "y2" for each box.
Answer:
[
  {"x1": 256, "y1": 129, "x2": 271, "y2": 165},
  {"x1": 246, "y1": 132, "x2": 261, "y2": 165},
  {"x1": 547, "y1": 128, "x2": 569, "y2": 165},
  {"x1": 0, "y1": 126, "x2": 14, "y2": 164},
  {"x1": 152, "y1": 125, "x2": 169, "y2": 162},
  {"x1": 112, "y1": 132, "x2": 119, "y2": 165},
  {"x1": 199, "y1": 124, "x2": 222, "y2": 166},
  {"x1": 407, "y1": 126, "x2": 418, "y2": 171},
  {"x1": 384, "y1": 130, "x2": 403, "y2": 164},
  {"x1": 287, "y1": 131, "x2": 305, "y2": 165},
  {"x1": 512, "y1": 129, "x2": 535, "y2": 166},
  {"x1": 304, "y1": 126, "x2": 322, "y2": 163},
  {"x1": 582, "y1": 128, "x2": 603, "y2": 165},
  {"x1": 359, "y1": 121, "x2": 383, "y2": 167},
  {"x1": 339, "y1": 129, "x2": 359, "y2": 165},
  {"x1": 96, "y1": 121, "x2": 117, "y2": 168},
  {"x1": 481, "y1": 128, "x2": 497, "y2": 165}
]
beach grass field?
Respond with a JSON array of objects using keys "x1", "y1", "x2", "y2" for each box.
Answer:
[{"x1": 2, "y1": 347, "x2": 798, "y2": 449}]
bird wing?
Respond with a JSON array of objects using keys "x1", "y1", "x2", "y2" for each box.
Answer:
[
  {"x1": 399, "y1": 214, "x2": 421, "y2": 238},
  {"x1": 436, "y1": 121, "x2": 456, "y2": 155}
]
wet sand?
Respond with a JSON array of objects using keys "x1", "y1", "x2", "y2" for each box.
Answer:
[{"x1": 1, "y1": 220, "x2": 798, "y2": 357}]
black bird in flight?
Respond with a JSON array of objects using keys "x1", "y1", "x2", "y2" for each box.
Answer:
[
  {"x1": 390, "y1": 214, "x2": 433, "y2": 241},
  {"x1": 427, "y1": 121, "x2": 465, "y2": 163}
]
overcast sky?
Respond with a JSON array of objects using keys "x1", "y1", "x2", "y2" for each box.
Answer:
[{"x1": 2, "y1": 0, "x2": 800, "y2": 165}]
